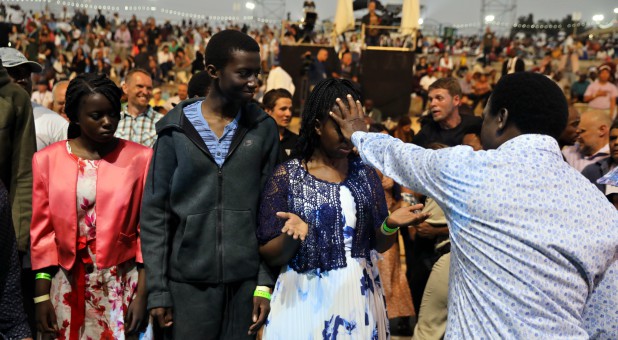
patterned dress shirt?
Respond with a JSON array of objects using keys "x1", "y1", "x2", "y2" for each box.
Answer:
[
  {"x1": 351, "y1": 132, "x2": 618, "y2": 339},
  {"x1": 183, "y1": 101, "x2": 239, "y2": 167},
  {"x1": 562, "y1": 143, "x2": 610, "y2": 173},
  {"x1": 114, "y1": 106, "x2": 164, "y2": 148}
]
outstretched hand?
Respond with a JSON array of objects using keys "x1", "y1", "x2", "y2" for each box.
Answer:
[
  {"x1": 387, "y1": 204, "x2": 431, "y2": 228},
  {"x1": 329, "y1": 94, "x2": 368, "y2": 141},
  {"x1": 277, "y1": 212, "x2": 309, "y2": 241}
]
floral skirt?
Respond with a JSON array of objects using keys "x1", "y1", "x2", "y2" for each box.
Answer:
[
  {"x1": 49, "y1": 258, "x2": 152, "y2": 340},
  {"x1": 263, "y1": 251, "x2": 389, "y2": 340}
]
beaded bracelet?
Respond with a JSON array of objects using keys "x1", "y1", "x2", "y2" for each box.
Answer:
[
  {"x1": 35, "y1": 273, "x2": 52, "y2": 281},
  {"x1": 253, "y1": 290, "x2": 271, "y2": 300},
  {"x1": 381, "y1": 218, "x2": 400, "y2": 235}
]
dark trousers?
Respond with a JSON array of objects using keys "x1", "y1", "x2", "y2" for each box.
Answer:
[
  {"x1": 166, "y1": 279, "x2": 257, "y2": 340},
  {"x1": 19, "y1": 251, "x2": 36, "y2": 338},
  {"x1": 401, "y1": 234, "x2": 435, "y2": 315}
]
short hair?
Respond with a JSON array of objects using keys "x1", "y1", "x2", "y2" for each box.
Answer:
[
  {"x1": 611, "y1": 120, "x2": 618, "y2": 131},
  {"x1": 205, "y1": 30, "x2": 260, "y2": 70},
  {"x1": 428, "y1": 77, "x2": 462, "y2": 97},
  {"x1": 296, "y1": 79, "x2": 361, "y2": 161},
  {"x1": 262, "y1": 88, "x2": 292, "y2": 111},
  {"x1": 487, "y1": 72, "x2": 568, "y2": 139},
  {"x1": 125, "y1": 68, "x2": 151, "y2": 84},
  {"x1": 188, "y1": 71, "x2": 211, "y2": 98},
  {"x1": 65, "y1": 73, "x2": 122, "y2": 124}
]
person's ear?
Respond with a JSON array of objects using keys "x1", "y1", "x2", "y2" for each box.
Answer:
[
  {"x1": 599, "y1": 124, "x2": 609, "y2": 137},
  {"x1": 314, "y1": 119, "x2": 323, "y2": 136},
  {"x1": 497, "y1": 108, "x2": 509, "y2": 131},
  {"x1": 206, "y1": 64, "x2": 219, "y2": 80},
  {"x1": 453, "y1": 94, "x2": 461, "y2": 107}
]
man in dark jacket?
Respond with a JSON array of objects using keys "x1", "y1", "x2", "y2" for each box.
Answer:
[
  {"x1": 141, "y1": 30, "x2": 279, "y2": 339},
  {"x1": 0, "y1": 58, "x2": 35, "y2": 255},
  {"x1": 501, "y1": 48, "x2": 525, "y2": 76}
]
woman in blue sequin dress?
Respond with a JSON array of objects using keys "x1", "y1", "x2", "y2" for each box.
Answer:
[{"x1": 257, "y1": 79, "x2": 429, "y2": 339}]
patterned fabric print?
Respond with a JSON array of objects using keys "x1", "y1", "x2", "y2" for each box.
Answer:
[
  {"x1": 182, "y1": 100, "x2": 240, "y2": 167},
  {"x1": 257, "y1": 158, "x2": 388, "y2": 273},
  {"x1": 263, "y1": 186, "x2": 389, "y2": 340},
  {"x1": 114, "y1": 106, "x2": 164, "y2": 148},
  {"x1": 582, "y1": 259, "x2": 618, "y2": 339},
  {"x1": 376, "y1": 241, "x2": 415, "y2": 319},
  {"x1": 0, "y1": 180, "x2": 31, "y2": 339},
  {"x1": 49, "y1": 142, "x2": 149, "y2": 340},
  {"x1": 352, "y1": 132, "x2": 618, "y2": 339}
]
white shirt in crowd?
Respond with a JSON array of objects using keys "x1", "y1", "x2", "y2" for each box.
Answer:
[
  {"x1": 420, "y1": 75, "x2": 438, "y2": 91},
  {"x1": 164, "y1": 96, "x2": 185, "y2": 111},
  {"x1": 33, "y1": 103, "x2": 69, "y2": 151},
  {"x1": 157, "y1": 50, "x2": 174, "y2": 65},
  {"x1": 31, "y1": 90, "x2": 53, "y2": 109},
  {"x1": 265, "y1": 66, "x2": 295, "y2": 96},
  {"x1": 585, "y1": 80, "x2": 618, "y2": 111}
]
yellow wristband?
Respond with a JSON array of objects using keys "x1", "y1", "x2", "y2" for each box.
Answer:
[
  {"x1": 35, "y1": 272, "x2": 52, "y2": 281},
  {"x1": 253, "y1": 290, "x2": 271, "y2": 300},
  {"x1": 33, "y1": 294, "x2": 50, "y2": 304},
  {"x1": 381, "y1": 219, "x2": 399, "y2": 235},
  {"x1": 255, "y1": 286, "x2": 271, "y2": 293}
]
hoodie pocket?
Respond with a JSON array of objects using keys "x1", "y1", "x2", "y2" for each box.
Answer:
[
  {"x1": 221, "y1": 209, "x2": 260, "y2": 281},
  {"x1": 175, "y1": 210, "x2": 218, "y2": 281}
]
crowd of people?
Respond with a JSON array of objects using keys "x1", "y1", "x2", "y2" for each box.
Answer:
[{"x1": 0, "y1": 2, "x2": 617, "y2": 340}]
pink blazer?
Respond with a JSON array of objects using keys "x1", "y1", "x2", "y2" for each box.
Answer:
[{"x1": 30, "y1": 140, "x2": 152, "y2": 271}]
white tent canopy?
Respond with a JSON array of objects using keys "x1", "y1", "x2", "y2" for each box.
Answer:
[{"x1": 400, "y1": 0, "x2": 420, "y2": 35}]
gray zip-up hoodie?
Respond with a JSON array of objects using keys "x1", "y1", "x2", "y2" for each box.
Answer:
[{"x1": 140, "y1": 98, "x2": 280, "y2": 309}]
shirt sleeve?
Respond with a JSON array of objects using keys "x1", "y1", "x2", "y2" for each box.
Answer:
[
  {"x1": 584, "y1": 83, "x2": 595, "y2": 97},
  {"x1": 351, "y1": 131, "x2": 479, "y2": 204},
  {"x1": 610, "y1": 84, "x2": 618, "y2": 97},
  {"x1": 257, "y1": 164, "x2": 289, "y2": 245}
]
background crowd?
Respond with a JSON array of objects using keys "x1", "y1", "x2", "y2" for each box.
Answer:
[{"x1": 0, "y1": 1, "x2": 617, "y2": 339}]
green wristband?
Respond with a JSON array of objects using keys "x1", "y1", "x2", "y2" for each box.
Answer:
[
  {"x1": 253, "y1": 290, "x2": 271, "y2": 300},
  {"x1": 381, "y1": 220, "x2": 399, "y2": 235},
  {"x1": 35, "y1": 273, "x2": 52, "y2": 281}
]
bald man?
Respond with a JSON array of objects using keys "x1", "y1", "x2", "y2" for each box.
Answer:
[
  {"x1": 563, "y1": 110, "x2": 611, "y2": 172},
  {"x1": 52, "y1": 80, "x2": 69, "y2": 121},
  {"x1": 164, "y1": 83, "x2": 189, "y2": 111}
]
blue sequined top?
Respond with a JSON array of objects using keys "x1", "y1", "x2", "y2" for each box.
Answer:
[{"x1": 257, "y1": 157, "x2": 388, "y2": 273}]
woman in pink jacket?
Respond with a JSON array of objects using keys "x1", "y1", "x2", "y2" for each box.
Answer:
[{"x1": 30, "y1": 73, "x2": 152, "y2": 340}]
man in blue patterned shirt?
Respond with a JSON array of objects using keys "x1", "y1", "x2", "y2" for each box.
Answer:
[
  {"x1": 115, "y1": 69, "x2": 164, "y2": 147},
  {"x1": 331, "y1": 72, "x2": 618, "y2": 339}
]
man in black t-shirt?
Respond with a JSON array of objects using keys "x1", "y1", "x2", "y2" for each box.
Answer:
[{"x1": 413, "y1": 77, "x2": 482, "y2": 148}]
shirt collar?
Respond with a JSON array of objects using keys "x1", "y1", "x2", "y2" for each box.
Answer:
[
  {"x1": 122, "y1": 105, "x2": 154, "y2": 119},
  {"x1": 585, "y1": 143, "x2": 610, "y2": 160},
  {"x1": 497, "y1": 134, "x2": 561, "y2": 157},
  {"x1": 201, "y1": 110, "x2": 242, "y2": 133}
]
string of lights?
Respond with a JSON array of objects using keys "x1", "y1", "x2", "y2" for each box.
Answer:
[
  {"x1": 452, "y1": 22, "x2": 589, "y2": 29},
  {"x1": 1, "y1": 0, "x2": 280, "y2": 23}
]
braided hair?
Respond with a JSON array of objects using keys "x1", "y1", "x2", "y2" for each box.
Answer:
[
  {"x1": 65, "y1": 73, "x2": 122, "y2": 124},
  {"x1": 295, "y1": 79, "x2": 361, "y2": 161}
]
